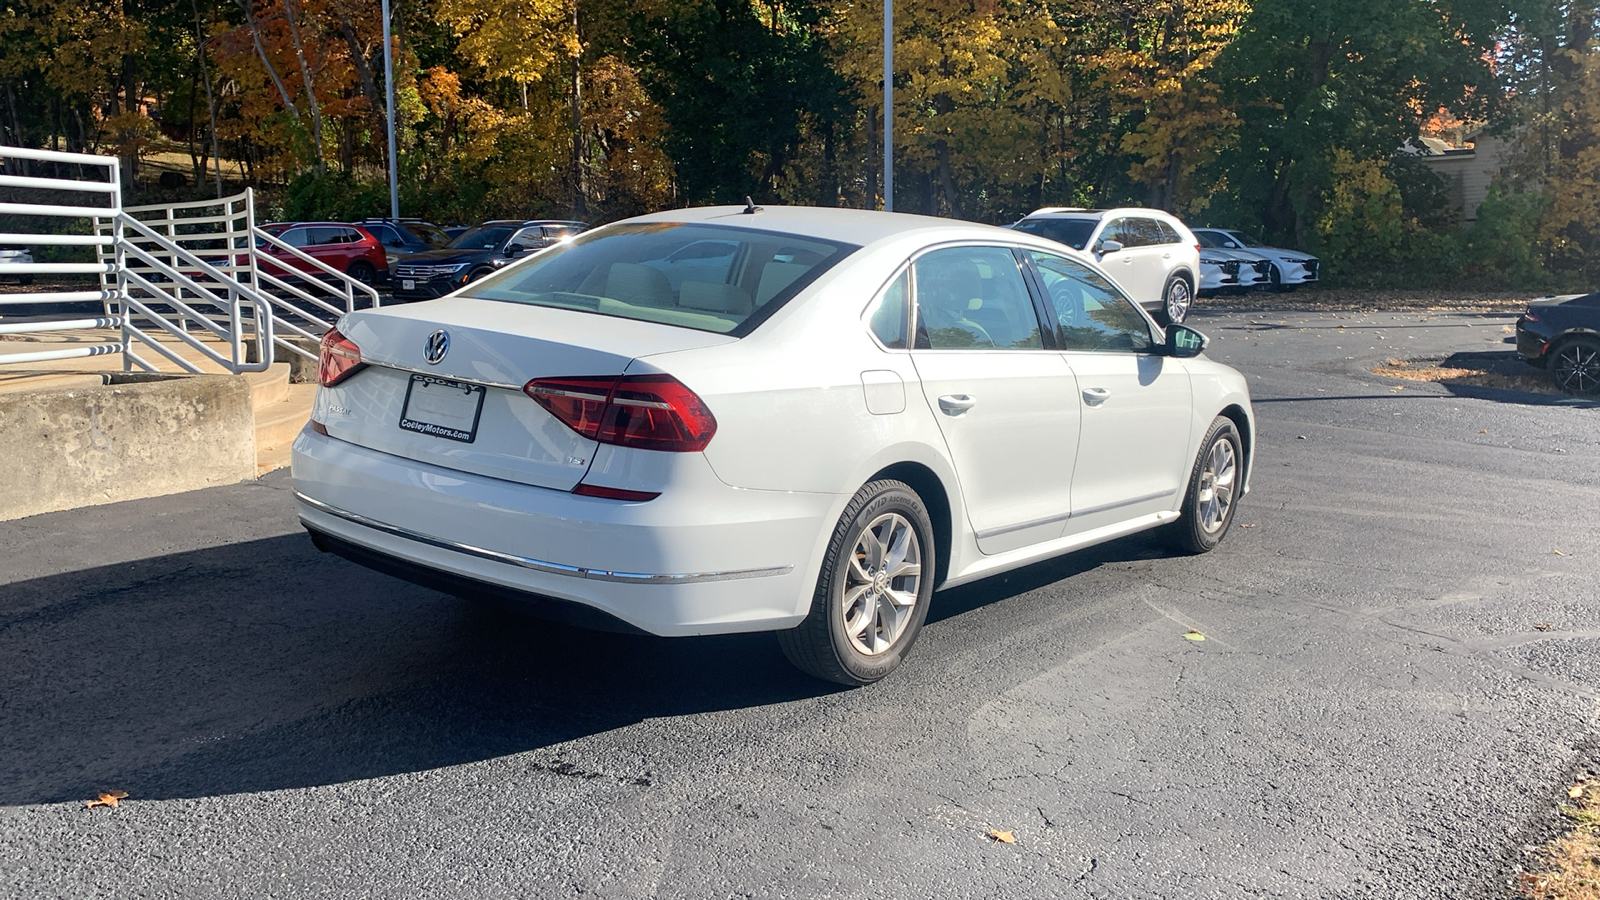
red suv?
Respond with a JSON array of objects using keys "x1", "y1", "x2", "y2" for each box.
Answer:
[{"x1": 256, "y1": 222, "x2": 388, "y2": 286}]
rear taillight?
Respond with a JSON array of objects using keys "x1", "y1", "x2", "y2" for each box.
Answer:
[
  {"x1": 524, "y1": 374, "x2": 717, "y2": 452},
  {"x1": 1522, "y1": 309, "x2": 1539, "y2": 323},
  {"x1": 318, "y1": 327, "x2": 364, "y2": 387}
]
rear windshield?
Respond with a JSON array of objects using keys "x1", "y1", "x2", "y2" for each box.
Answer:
[
  {"x1": 1012, "y1": 217, "x2": 1096, "y2": 251},
  {"x1": 466, "y1": 222, "x2": 857, "y2": 335}
]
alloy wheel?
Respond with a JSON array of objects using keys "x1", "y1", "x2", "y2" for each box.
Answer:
[
  {"x1": 839, "y1": 512, "x2": 923, "y2": 656},
  {"x1": 1166, "y1": 280, "x2": 1192, "y2": 324},
  {"x1": 1196, "y1": 438, "x2": 1237, "y2": 534},
  {"x1": 1553, "y1": 340, "x2": 1600, "y2": 395}
]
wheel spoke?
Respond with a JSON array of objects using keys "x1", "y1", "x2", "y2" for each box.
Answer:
[{"x1": 837, "y1": 510, "x2": 924, "y2": 657}]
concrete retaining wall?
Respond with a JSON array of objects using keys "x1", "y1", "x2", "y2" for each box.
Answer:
[{"x1": 0, "y1": 373, "x2": 256, "y2": 521}]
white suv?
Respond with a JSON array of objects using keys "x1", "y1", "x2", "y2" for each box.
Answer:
[{"x1": 1011, "y1": 208, "x2": 1201, "y2": 324}]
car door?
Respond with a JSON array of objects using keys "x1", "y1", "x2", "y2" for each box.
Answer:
[
  {"x1": 1097, "y1": 217, "x2": 1152, "y2": 305},
  {"x1": 908, "y1": 245, "x2": 1081, "y2": 555},
  {"x1": 1023, "y1": 249, "x2": 1194, "y2": 535}
]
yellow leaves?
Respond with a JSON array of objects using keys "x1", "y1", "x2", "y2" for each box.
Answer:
[
  {"x1": 1184, "y1": 629, "x2": 1206, "y2": 642},
  {"x1": 84, "y1": 790, "x2": 127, "y2": 810},
  {"x1": 987, "y1": 829, "x2": 1015, "y2": 844},
  {"x1": 435, "y1": 0, "x2": 571, "y2": 85}
]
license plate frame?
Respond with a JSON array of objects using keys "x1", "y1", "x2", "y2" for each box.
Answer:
[{"x1": 399, "y1": 374, "x2": 486, "y2": 443}]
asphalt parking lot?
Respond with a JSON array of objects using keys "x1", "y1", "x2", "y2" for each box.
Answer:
[{"x1": 1, "y1": 306, "x2": 1597, "y2": 899}]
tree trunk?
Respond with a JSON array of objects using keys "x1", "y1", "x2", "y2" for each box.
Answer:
[
  {"x1": 194, "y1": 0, "x2": 226, "y2": 198},
  {"x1": 569, "y1": 4, "x2": 587, "y2": 220},
  {"x1": 336, "y1": 10, "x2": 386, "y2": 155},
  {"x1": 236, "y1": 0, "x2": 302, "y2": 122},
  {"x1": 280, "y1": 0, "x2": 326, "y2": 172}
]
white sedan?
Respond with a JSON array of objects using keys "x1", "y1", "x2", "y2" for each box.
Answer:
[{"x1": 292, "y1": 206, "x2": 1255, "y2": 685}]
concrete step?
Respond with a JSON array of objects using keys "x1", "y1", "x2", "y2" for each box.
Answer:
[
  {"x1": 246, "y1": 363, "x2": 291, "y2": 408},
  {"x1": 0, "y1": 371, "x2": 108, "y2": 394},
  {"x1": 255, "y1": 382, "x2": 317, "y2": 474}
]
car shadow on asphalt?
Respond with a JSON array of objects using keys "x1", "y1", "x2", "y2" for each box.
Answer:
[
  {"x1": 0, "y1": 533, "x2": 834, "y2": 806},
  {"x1": 0, "y1": 523, "x2": 1175, "y2": 807}
]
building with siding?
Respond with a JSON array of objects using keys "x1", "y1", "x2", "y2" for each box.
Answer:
[{"x1": 1406, "y1": 132, "x2": 1514, "y2": 227}]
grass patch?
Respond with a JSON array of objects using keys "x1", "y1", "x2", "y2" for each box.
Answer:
[{"x1": 1522, "y1": 779, "x2": 1600, "y2": 899}]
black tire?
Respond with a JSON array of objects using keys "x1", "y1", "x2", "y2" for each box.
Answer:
[
  {"x1": 778, "y1": 480, "x2": 936, "y2": 686},
  {"x1": 1267, "y1": 264, "x2": 1296, "y2": 294},
  {"x1": 347, "y1": 260, "x2": 376, "y2": 285},
  {"x1": 462, "y1": 266, "x2": 494, "y2": 285},
  {"x1": 1551, "y1": 335, "x2": 1600, "y2": 395},
  {"x1": 1170, "y1": 417, "x2": 1243, "y2": 554}
]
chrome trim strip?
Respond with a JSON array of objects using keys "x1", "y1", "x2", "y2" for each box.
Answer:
[
  {"x1": 974, "y1": 511, "x2": 1073, "y2": 540},
  {"x1": 366, "y1": 362, "x2": 523, "y2": 392},
  {"x1": 294, "y1": 491, "x2": 794, "y2": 585},
  {"x1": 972, "y1": 490, "x2": 1175, "y2": 541},
  {"x1": 1069, "y1": 490, "x2": 1173, "y2": 520}
]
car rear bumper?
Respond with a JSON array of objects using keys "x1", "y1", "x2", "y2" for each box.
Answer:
[
  {"x1": 1517, "y1": 322, "x2": 1553, "y2": 363},
  {"x1": 290, "y1": 427, "x2": 838, "y2": 636}
]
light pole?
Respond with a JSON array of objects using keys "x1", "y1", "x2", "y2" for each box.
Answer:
[
  {"x1": 883, "y1": 0, "x2": 893, "y2": 212},
  {"x1": 382, "y1": 0, "x2": 399, "y2": 220}
]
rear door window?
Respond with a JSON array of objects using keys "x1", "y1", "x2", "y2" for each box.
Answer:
[{"x1": 912, "y1": 246, "x2": 1044, "y2": 351}]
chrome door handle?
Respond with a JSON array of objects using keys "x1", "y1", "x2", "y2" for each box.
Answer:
[
  {"x1": 1082, "y1": 387, "x2": 1110, "y2": 406},
  {"x1": 938, "y1": 394, "x2": 978, "y2": 415}
]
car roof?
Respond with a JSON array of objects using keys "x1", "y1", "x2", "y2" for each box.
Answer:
[
  {"x1": 265, "y1": 221, "x2": 370, "y2": 230},
  {"x1": 623, "y1": 205, "x2": 1034, "y2": 251}
]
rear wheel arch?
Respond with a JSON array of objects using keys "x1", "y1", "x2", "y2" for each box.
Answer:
[{"x1": 867, "y1": 461, "x2": 953, "y2": 589}]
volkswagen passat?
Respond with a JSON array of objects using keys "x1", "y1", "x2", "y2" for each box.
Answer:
[{"x1": 292, "y1": 206, "x2": 1255, "y2": 685}]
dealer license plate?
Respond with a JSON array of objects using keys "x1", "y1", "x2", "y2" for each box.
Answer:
[
  {"x1": 401, "y1": 279, "x2": 415, "y2": 290},
  {"x1": 399, "y1": 374, "x2": 485, "y2": 443}
]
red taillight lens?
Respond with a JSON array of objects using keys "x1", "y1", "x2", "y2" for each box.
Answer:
[
  {"x1": 318, "y1": 327, "x2": 363, "y2": 387},
  {"x1": 524, "y1": 373, "x2": 717, "y2": 452},
  {"x1": 1522, "y1": 309, "x2": 1539, "y2": 323},
  {"x1": 572, "y1": 484, "x2": 661, "y2": 502}
]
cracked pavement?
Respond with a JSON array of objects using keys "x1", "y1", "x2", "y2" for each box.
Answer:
[{"x1": 1, "y1": 307, "x2": 1596, "y2": 898}]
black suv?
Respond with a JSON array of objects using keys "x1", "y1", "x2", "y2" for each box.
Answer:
[
  {"x1": 356, "y1": 218, "x2": 452, "y2": 268},
  {"x1": 391, "y1": 220, "x2": 588, "y2": 301}
]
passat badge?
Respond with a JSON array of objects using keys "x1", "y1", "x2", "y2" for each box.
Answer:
[{"x1": 424, "y1": 329, "x2": 450, "y2": 365}]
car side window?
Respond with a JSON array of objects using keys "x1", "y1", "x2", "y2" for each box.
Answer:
[
  {"x1": 277, "y1": 227, "x2": 310, "y2": 248},
  {"x1": 1025, "y1": 250, "x2": 1153, "y2": 353},
  {"x1": 1100, "y1": 218, "x2": 1127, "y2": 248},
  {"x1": 1129, "y1": 218, "x2": 1161, "y2": 247},
  {"x1": 1153, "y1": 220, "x2": 1183, "y2": 245},
  {"x1": 912, "y1": 246, "x2": 1043, "y2": 351},
  {"x1": 865, "y1": 269, "x2": 909, "y2": 349}
]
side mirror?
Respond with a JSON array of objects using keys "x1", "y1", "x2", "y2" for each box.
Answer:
[
  {"x1": 506, "y1": 243, "x2": 527, "y2": 256},
  {"x1": 1167, "y1": 324, "x2": 1208, "y2": 358},
  {"x1": 1098, "y1": 239, "x2": 1124, "y2": 255}
]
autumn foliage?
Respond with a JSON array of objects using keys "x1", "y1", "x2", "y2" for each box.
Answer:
[{"x1": 1, "y1": 0, "x2": 1597, "y2": 287}]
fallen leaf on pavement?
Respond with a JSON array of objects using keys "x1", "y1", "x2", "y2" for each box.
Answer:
[
  {"x1": 1569, "y1": 784, "x2": 1585, "y2": 799},
  {"x1": 84, "y1": 790, "x2": 128, "y2": 810},
  {"x1": 1479, "y1": 430, "x2": 1488, "y2": 434},
  {"x1": 1184, "y1": 629, "x2": 1206, "y2": 642},
  {"x1": 1553, "y1": 549, "x2": 1567, "y2": 557},
  {"x1": 988, "y1": 829, "x2": 1015, "y2": 844},
  {"x1": 1239, "y1": 523, "x2": 1256, "y2": 528},
  {"x1": 1534, "y1": 622, "x2": 1555, "y2": 632},
  {"x1": 1296, "y1": 435, "x2": 1307, "y2": 440}
]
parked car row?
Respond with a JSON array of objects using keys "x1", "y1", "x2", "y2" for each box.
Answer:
[
  {"x1": 1007, "y1": 208, "x2": 1320, "y2": 325},
  {"x1": 246, "y1": 218, "x2": 589, "y2": 293}
]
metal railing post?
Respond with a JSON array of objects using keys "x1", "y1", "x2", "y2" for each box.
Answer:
[{"x1": 109, "y1": 160, "x2": 131, "y2": 371}]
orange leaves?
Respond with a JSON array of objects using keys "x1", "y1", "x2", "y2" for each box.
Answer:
[
  {"x1": 987, "y1": 829, "x2": 1015, "y2": 844},
  {"x1": 84, "y1": 790, "x2": 128, "y2": 810}
]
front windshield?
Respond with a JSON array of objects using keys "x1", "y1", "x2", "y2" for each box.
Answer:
[
  {"x1": 1230, "y1": 231, "x2": 1265, "y2": 248},
  {"x1": 1012, "y1": 218, "x2": 1097, "y2": 251},
  {"x1": 467, "y1": 222, "x2": 858, "y2": 335},
  {"x1": 1197, "y1": 232, "x2": 1230, "y2": 249},
  {"x1": 447, "y1": 225, "x2": 516, "y2": 251}
]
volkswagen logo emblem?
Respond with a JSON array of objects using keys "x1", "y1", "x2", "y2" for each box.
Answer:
[{"x1": 424, "y1": 329, "x2": 450, "y2": 365}]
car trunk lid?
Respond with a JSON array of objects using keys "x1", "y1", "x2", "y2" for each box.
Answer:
[{"x1": 320, "y1": 297, "x2": 736, "y2": 491}]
